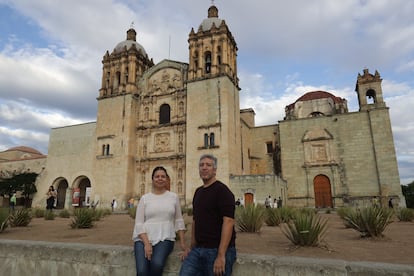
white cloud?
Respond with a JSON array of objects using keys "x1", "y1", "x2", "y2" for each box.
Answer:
[{"x1": 0, "y1": 0, "x2": 413, "y2": 184}]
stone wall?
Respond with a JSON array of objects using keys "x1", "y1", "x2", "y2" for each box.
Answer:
[{"x1": 1, "y1": 240, "x2": 413, "y2": 275}]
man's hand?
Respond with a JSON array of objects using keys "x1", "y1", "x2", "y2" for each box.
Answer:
[{"x1": 213, "y1": 254, "x2": 226, "y2": 275}]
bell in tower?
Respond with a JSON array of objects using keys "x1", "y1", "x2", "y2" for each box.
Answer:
[
  {"x1": 355, "y1": 68, "x2": 386, "y2": 111},
  {"x1": 188, "y1": 4, "x2": 239, "y2": 87}
]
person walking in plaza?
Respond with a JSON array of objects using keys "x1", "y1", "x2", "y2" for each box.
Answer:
[
  {"x1": 179, "y1": 154, "x2": 237, "y2": 276},
  {"x1": 132, "y1": 166, "x2": 188, "y2": 276},
  {"x1": 9, "y1": 193, "x2": 16, "y2": 213}
]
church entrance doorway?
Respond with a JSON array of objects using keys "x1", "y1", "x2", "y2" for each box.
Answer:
[
  {"x1": 244, "y1": 193, "x2": 254, "y2": 205},
  {"x1": 313, "y1": 175, "x2": 333, "y2": 208},
  {"x1": 56, "y1": 179, "x2": 68, "y2": 209}
]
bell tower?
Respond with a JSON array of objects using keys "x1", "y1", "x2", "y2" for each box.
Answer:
[
  {"x1": 93, "y1": 28, "x2": 153, "y2": 206},
  {"x1": 185, "y1": 4, "x2": 242, "y2": 202},
  {"x1": 355, "y1": 68, "x2": 386, "y2": 111},
  {"x1": 188, "y1": 5, "x2": 238, "y2": 86}
]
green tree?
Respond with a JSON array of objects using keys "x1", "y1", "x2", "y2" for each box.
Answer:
[
  {"x1": 402, "y1": 181, "x2": 414, "y2": 208},
  {"x1": 0, "y1": 171, "x2": 38, "y2": 208}
]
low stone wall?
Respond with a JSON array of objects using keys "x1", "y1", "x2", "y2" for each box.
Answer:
[{"x1": 1, "y1": 239, "x2": 413, "y2": 276}]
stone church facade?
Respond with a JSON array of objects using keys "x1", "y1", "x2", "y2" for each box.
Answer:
[{"x1": 1, "y1": 5, "x2": 404, "y2": 209}]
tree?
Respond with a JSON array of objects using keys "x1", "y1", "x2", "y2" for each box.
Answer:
[
  {"x1": 401, "y1": 181, "x2": 414, "y2": 208},
  {"x1": 0, "y1": 171, "x2": 38, "y2": 208}
]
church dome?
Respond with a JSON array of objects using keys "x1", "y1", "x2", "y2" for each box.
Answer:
[
  {"x1": 113, "y1": 28, "x2": 147, "y2": 55},
  {"x1": 294, "y1": 91, "x2": 345, "y2": 104},
  {"x1": 285, "y1": 90, "x2": 348, "y2": 120},
  {"x1": 199, "y1": 5, "x2": 223, "y2": 31},
  {"x1": 5, "y1": 146, "x2": 43, "y2": 155}
]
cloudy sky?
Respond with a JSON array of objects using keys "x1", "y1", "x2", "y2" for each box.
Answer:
[{"x1": 0, "y1": 0, "x2": 413, "y2": 185}]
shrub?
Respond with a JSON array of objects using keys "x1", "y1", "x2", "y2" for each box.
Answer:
[
  {"x1": 44, "y1": 210, "x2": 56, "y2": 220},
  {"x1": 337, "y1": 207, "x2": 354, "y2": 228},
  {"x1": 92, "y1": 209, "x2": 105, "y2": 221},
  {"x1": 281, "y1": 212, "x2": 328, "y2": 246},
  {"x1": 58, "y1": 209, "x2": 71, "y2": 218},
  {"x1": 344, "y1": 206, "x2": 394, "y2": 238},
  {"x1": 9, "y1": 208, "x2": 32, "y2": 227},
  {"x1": 279, "y1": 207, "x2": 296, "y2": 223},
  {"x1": 70, "y1": 208, "x2": 94, "y2": 229},
  {"x1": 396, "y1": 208, "x2": 414, "y2": 222},
  {"x1": 31, "y1": 208, "x2": 45, "y2": 218},
  {"x1": 336, "y1": 207, "x2": 353, "y2": 220},
  {"x1": 265, "y1": 208, "x2": 283, "y2": 226},
  {"x1": 0, "y1": 208, "x2": 9, "y2": 233},
  {"x1": 235, "y1": 204, "x2": 266, "y2": 232}
]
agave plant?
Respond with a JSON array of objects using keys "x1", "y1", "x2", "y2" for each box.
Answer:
[
  {"x1": 265, "y1": 207, "x2": 283, "y2": 226},
  {"x1": 282, "y1": 212, "x2": 328, "y2": 246},
  {"x1": 9, "y1": 208, "x2": 32, "y2": 227},
  {"x1": 344, "y1": 206, "x2": 394, "y2": 238},
  {"x1": 235, "y1": 204, "x2": 266, "y2": 232},
  {"x1": 0, "y1": 208, "x2": 9, "y2": 233},
  {"x1": 70, "y1": 208, "x2": 95, "y2": 229},
  {"x1": 396, "y1": 208, "x2": 414, "y2": 222}
]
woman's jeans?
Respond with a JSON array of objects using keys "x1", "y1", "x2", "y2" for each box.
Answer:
[
  {"x1": 134, "y1": 240, "x2": 174, "y2": 276},
  {"x1": 179, "y1": 246, "x2": 236, "y2": 276}
]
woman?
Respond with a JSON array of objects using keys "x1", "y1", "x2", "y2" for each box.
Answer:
[
  {"x1": 132, "y1": 166, "x2": 189, "y2": 276},
  {"x1": 46, "y1": 186, "x2": 56, "y2": 210}
]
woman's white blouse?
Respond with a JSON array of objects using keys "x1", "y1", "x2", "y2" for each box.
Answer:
[{"x1": 132, "y1": 191, "x2": 186, "y2": 245}]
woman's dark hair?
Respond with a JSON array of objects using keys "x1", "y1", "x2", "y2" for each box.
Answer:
[{"x1": 151, "y1": 166, "x2": 169, "y2": 180}]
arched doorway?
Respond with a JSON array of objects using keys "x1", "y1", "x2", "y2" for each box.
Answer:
[
  {"x1": 56, "y1": 179, "x2": 68, "y2": 209},
  {"x1": 313, "y1": 175, "x2": 333, "y2": 208},
  {"x1": 244, "y1": 193, "x2": 254, "y2": 205},
  {"x1": 78, "y1": 178, "x2": 91, "y2": 207}
]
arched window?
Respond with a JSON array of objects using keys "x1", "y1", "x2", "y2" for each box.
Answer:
[
  {"x1": 310, "y1": 111, "x2": 324, "y2": 117},
  {"x1": 204, "y1": 52, "x2": 212, "y2": 73},
  {"x1": 209, "y1": 132, "x2": 215, "y2": 146},
  {"x1": 106, "y1": 144, "x2": 110, "y2": 155},
  {"x1": 178, "y1": 168, "x2": 183, "y2": 179},
  {"x1": 366, "y1": 89, "x2": 376, "y2": 104},
  {"x1": 193, "y1": 51, "x2": 199, "y2": 70},
  {"x1": 144, "y1": 107, "x2": 149, "y2": 120},
  {"x1": 204, "y1": 133, "x2": 209, "y2": 148},
  {"x1": 115, "y1": 71, "x2": 121, "y2": 88},
  {"x1": 159, "y1": 104, "x2": 171, "y2": 124},
  {"x1": 106, "y1": 72, "x2": 110, "y2": 89}
]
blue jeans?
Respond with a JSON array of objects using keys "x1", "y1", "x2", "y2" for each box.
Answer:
[
  {"x1": 134, "y1": 240, "x2": 174, "y2": 276},
  {"x1": 179, "y1": 247, "x2": 236, "y2": 276}
]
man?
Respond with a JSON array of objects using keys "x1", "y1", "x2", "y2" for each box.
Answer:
[
  {"x1": 9, "y1": 193, "x2": 16, "y2": 213},
  {"x1": 180, "y1": 154, "x2": 236, "y2": 276}
]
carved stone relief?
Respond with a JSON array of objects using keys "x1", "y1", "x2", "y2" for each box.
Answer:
[
  {"x1": 148, "y1": 68, "x2": 182, "y2": 94},
  {"x1": 154, "y1": 133, "x2": 170, "y2": 152}
]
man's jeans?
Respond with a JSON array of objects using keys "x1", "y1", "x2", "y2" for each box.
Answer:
[
  {"x1": 134, "y1": 240, "x2": 174, "y2": 276},
  {"x1": 179, "y1": 247, "x2": 236, "y2": 276}
]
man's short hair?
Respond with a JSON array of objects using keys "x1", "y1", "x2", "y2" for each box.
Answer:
[{"x1": 199, "y1": 154, "x2": 218, "y2": 168}]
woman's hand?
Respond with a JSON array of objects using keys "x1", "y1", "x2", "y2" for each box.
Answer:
[
  {"x1": 144, "y1": 243, "x2": 153, "y2": 260},
  {"x1": 179, "y1": 247, "x2": 191, "y2": 261}
]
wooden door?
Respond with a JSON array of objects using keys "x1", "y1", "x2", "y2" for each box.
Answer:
[
  {"x1": 314, "y1": 175, "x2": 333, "y2": 208},
  {"x1": 244, "y1": 193, "x2": 254, "y2": 205}
]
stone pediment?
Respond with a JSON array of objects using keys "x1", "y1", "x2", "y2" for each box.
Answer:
[
  {"x1": 302, "y1": 128, "x2": 333, "y2": 142},
  {"x1": 138, "y1": 60, "x2": 188, "y2": 96}
]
